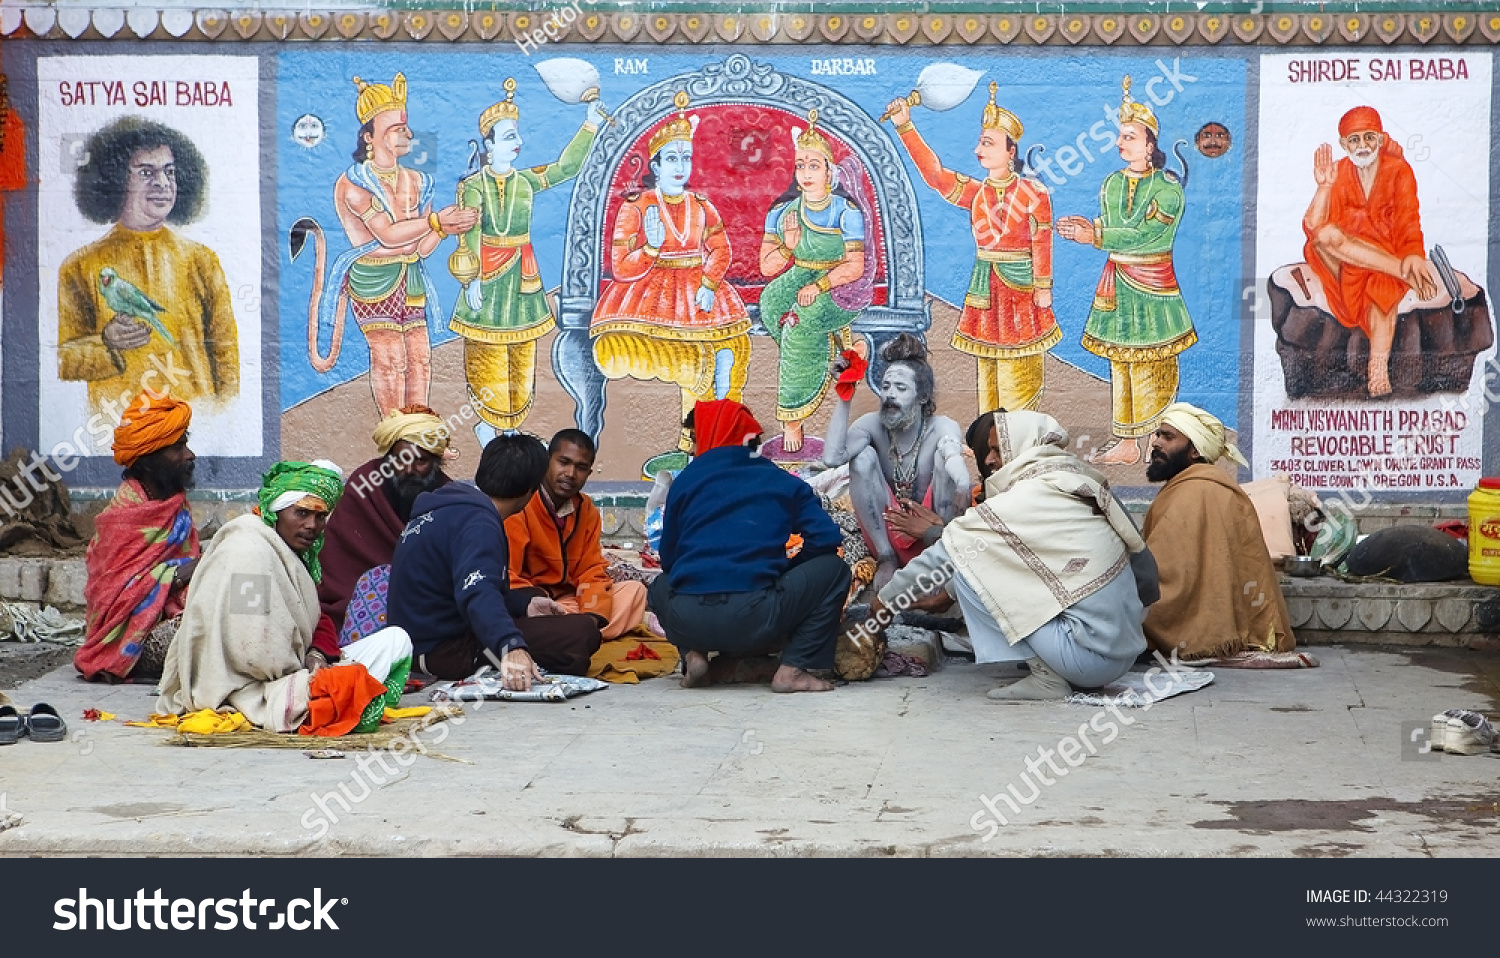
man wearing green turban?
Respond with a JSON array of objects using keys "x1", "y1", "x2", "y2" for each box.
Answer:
[
  {"x1": 158, "y1": 459, "x2": 411, "y2": 732},
  {"x1": 256, "y1": 459, "x2": 345, "y2": 584}
]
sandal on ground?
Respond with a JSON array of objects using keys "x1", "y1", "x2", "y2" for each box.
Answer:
[
  {"x1": 0, "y1": 705, "x2": 22, "y2": 745},
  {"x1": 25, "y1": 703, "x2": 67, "y2": 743}
]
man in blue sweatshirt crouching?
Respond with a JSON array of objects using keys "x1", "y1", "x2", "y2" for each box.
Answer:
[
  {"x1": 649, "y1": 400, "x2": 851, "y2": 693},
  {"x1": 388, "y1": 434, "x2": 602, "y2": 690}
]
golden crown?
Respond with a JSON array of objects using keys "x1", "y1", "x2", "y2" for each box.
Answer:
[
  {"x1": 480, "y1": 79, "x2": 520, "y2": 138},
  {"x1": 981, "y1": 81, "x2": 1023, "y2": 142},
  {"x1": 647, "y1": 91, "x2": 697, "y2": 157},
  {"x1": 1117, "y1": 76, "x2": 1159, "y2": 135},
  {"x1": 353, "y1": 73, "x2": 407, "y2": 125},
  {"x1": 793, "y1": 109, "x2": 834, "y2": 160}
]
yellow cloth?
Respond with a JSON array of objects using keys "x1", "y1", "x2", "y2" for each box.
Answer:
[
  {"x1": 126, "y1": 709, "x2": 251, "y2": 734},
  {"x1": 977, "y1": 355, "x2": 1045, "y2": 413},
  {"x1": 1109, "y1": 357, "x2": 1179, "y2": 438},
  {"x1": 1160, "y1": 401, "x2": 1248, "y2": 468},
  {"x1": 371, "y1": 410, "x2": 450, "y2": 456},
  {"x1": 464, "y1": 339, "x2": 537, "y2": 430},
  {"x1": 57, "y1": 224, "x2": 240, "y2": 411},
  {"x1": 587, "y1": 637, "x2": 680, "y2": 684},
  {"x1": 383, "y1": 706, "x2": 432, "y2": 720},
  {"x1": 593, "y1": 330, "x2": 751, "y2": 450}
]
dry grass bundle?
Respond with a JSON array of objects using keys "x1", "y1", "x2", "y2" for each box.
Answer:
[{"x1": 164, "y1": 705, "x2": 463, "y2": 749}]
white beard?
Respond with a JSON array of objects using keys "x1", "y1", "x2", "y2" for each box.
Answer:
[{"x1": 1349, "y1": 150, "x2": 1379, "y2": 170}]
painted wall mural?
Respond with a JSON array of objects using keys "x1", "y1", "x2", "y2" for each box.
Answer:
[
  {"x1": 0, "y1": 29, "x2": 1493, "y2": 496},
  {"x1": 1253, "y1": 52, "x2": 1495, "y2": 493},
  {"x1": 273, "y1": 49, "x2": 1245, "y2": 483},
  {"x1": 37, "y1": 54, "x2": 262, "y2": 459}
]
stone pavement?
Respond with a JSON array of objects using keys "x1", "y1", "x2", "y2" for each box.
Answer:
[{"x1": 1, "y1": 646, "x2": 1498, "y2": 858}]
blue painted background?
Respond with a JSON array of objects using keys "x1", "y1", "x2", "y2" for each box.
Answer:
[{"x1": 276, "y1": 48, "x2": 1244, "y2": 426}]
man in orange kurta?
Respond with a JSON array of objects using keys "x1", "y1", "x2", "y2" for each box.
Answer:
[
  {"x1": 505, "y1": 430, "x2": 648, "y2": 640},
  {"x1": 1303, "y1": 105, "x2": 1436, "y2": 398}
]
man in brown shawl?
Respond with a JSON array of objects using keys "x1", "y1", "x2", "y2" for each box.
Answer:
[
  {"x1": 317, "y1": 405, "x2": 453, "y2": 632},
  {"x1": 1142, "y1": 403, "x2": 1295, "y2": 660}
]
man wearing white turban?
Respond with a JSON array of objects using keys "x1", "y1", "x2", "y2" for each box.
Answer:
[{"x1": 1142, "y1": 402, "x2": 1295, "y2": 660}]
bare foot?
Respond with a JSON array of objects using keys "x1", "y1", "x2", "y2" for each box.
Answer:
[
  {"x1": 1368, "y1": 372, "x2": 1392, "y2": 398},
  {"x1": 782, "y1": 420, "x2": 804, "y2": 453},
  {"x1": 681, "y1": 650, "x2": 712, "y2": 688},
  {"x1": 771, "y1": 664, "x2": 834, "y2": 693},
  {"x1": 1091, "y1": 437, "x2": 1142, "y2": 466},
  {"x1": 873, "y1": 558, "x2": 898, "y2": 593}
]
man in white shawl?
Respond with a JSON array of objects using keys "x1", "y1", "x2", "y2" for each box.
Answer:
[
  {"x1": 868, "y1": 411, "x2": 1152, "y2": 700},
  {"x1": 157, "y1": 460, "x2": 412, "y2": 731}
]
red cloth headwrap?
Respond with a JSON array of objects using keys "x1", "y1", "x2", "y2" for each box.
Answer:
[
  {"x1": 1338, "y1": 106, "x2": 1383, "y2": 137},
  {"x1": 692, "y1": 400, "x2": 763, "y2": 454},
  {"x1": 1337, "y1": 105, "x2": 1403, "y2": 159}
]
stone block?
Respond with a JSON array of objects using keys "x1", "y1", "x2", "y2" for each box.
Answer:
[
  {"x1": 16, "y1": 560, "x2": 47, "y2": 602},
  {"x1": 0, "y1": 559, "x2": 22, "y2": 598},
  {"x1": 42, "y1": 559, "x2": 88, "y2": 611}
]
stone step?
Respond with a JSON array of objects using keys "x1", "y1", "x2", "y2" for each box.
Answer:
[{"x1": 1281, "y1": 575, "x2": 1500, "y2": 649}]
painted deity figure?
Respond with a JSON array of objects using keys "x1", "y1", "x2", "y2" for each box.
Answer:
[
  {"x1": 448, "y1": 79, "x2": 603, "y2": 443},
  {"x1": 58, "y1": 117, "x2": 239, "y2": 413},
  {"x1": 1058, "y1": 77, "x2": 1195, "y2": 466},
  {"x1": 313, "y1": 74, "x2": 478, "y2": 416},
  {"x1": 888, "y1": 82, "x2": 1058, "y2": 414},
  {"x1": 591, "y1": 92, "x2": 752, "y2": 478},
  {"x1": 758, "y1": 110, "x2": 876, "y2": 455},
  {"x1": 823, "y1": 334, "x2": 969, "y2": 590},
  {"x1": 1302, "y1": 106, "x2": 1435, "y2": 398}
]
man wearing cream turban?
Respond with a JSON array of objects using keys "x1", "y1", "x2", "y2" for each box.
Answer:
[
  {"x1": 77, "y1": 392, "x2": 201, "y2": 682},
  {"x1": 159, "y1": 458, "x2": 414, "y2": 732},
  {"x1": 1142, "y1": 402, "x2": 1296, "y2": 660},
  {"x1": 317, "y1": 404, "x2": 455, "y2": 635}
]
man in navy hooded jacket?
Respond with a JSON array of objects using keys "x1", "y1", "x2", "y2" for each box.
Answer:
[
  {"x1": 388, "y1": 434, "x2": 602, "y2": 689},
  {"x1": 649, "y1": 400, "x2": 851, "y2": 693}
]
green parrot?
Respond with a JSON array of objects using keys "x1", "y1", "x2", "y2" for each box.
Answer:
[{"x1": 97, "y1": 267, "x2": 175, "y2": 347}]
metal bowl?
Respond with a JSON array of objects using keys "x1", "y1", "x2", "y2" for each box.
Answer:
[{"x1": 1283, "y1": 555, "x2": 1322, "y2": 577}]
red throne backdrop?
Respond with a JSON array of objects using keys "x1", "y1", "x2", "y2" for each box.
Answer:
[{"x1": 600, "y1": 103, "x2": 888, "y2": 308}]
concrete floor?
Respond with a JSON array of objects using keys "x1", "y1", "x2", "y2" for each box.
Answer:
[{"x1": 1, "y1": 645, "x2": 1498, "y2": 857}]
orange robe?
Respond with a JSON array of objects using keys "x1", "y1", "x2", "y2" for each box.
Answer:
[
  {"x1": 505, "y1": 490, "x2": 647, "y2": 640},
  {"x1": 591, "y1": 191, "x2": 750, "y2": 341},
  {"x1": 1302, "y1": 146, "x2": 1424, "y2": 335},
  {"x1": 898, "y1": 126, "x2": 1059, "y2": 357}
]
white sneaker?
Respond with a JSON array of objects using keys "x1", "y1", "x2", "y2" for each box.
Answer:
[
  {"x1": 1430, "y1": 710, "x2": 1460, "y2": 753},
  {"x1": 1444, "y1": 711, "x2": 1495, "y2": 756}
]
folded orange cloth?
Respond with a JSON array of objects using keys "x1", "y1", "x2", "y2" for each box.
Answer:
[{"x1": 299, "y1": 664, "x2": 388, "y2": 737}]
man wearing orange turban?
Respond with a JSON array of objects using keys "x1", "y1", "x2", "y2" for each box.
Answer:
[
  {"x1": 1303, "y1": 105, "x2": 1437, "y2": 398},
  {"x1": 77, "y1": 392, "x2": 200, "y2": 681}
]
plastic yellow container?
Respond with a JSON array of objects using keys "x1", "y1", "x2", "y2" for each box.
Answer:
[{"x1": 1467, "y1": 478, "x2": 1500, "y2": 585}]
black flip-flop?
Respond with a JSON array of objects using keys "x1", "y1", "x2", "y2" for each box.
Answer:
[
  {"x1": 25, "y1": 703, "x2": 66, "y2": 743},
  {"x1": 0, "y1": 705, "x2": 21, "y2": 745}
]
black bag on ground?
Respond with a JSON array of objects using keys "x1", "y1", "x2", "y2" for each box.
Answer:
[{"x1": 1344, "y1": 526, "x2": 1468, "y2": 582}]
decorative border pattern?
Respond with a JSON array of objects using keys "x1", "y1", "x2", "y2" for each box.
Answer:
[{"x1": 0, "y1": 8, "x2": 1493, "y2": 47}]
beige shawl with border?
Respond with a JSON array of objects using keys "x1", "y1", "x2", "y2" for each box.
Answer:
[
  {"x1": 941, "y1": 411, "x2": 1146, "y2": 645},
  {"x1": 156, "y1": 514, "x2": 317, "y2": 731}
]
